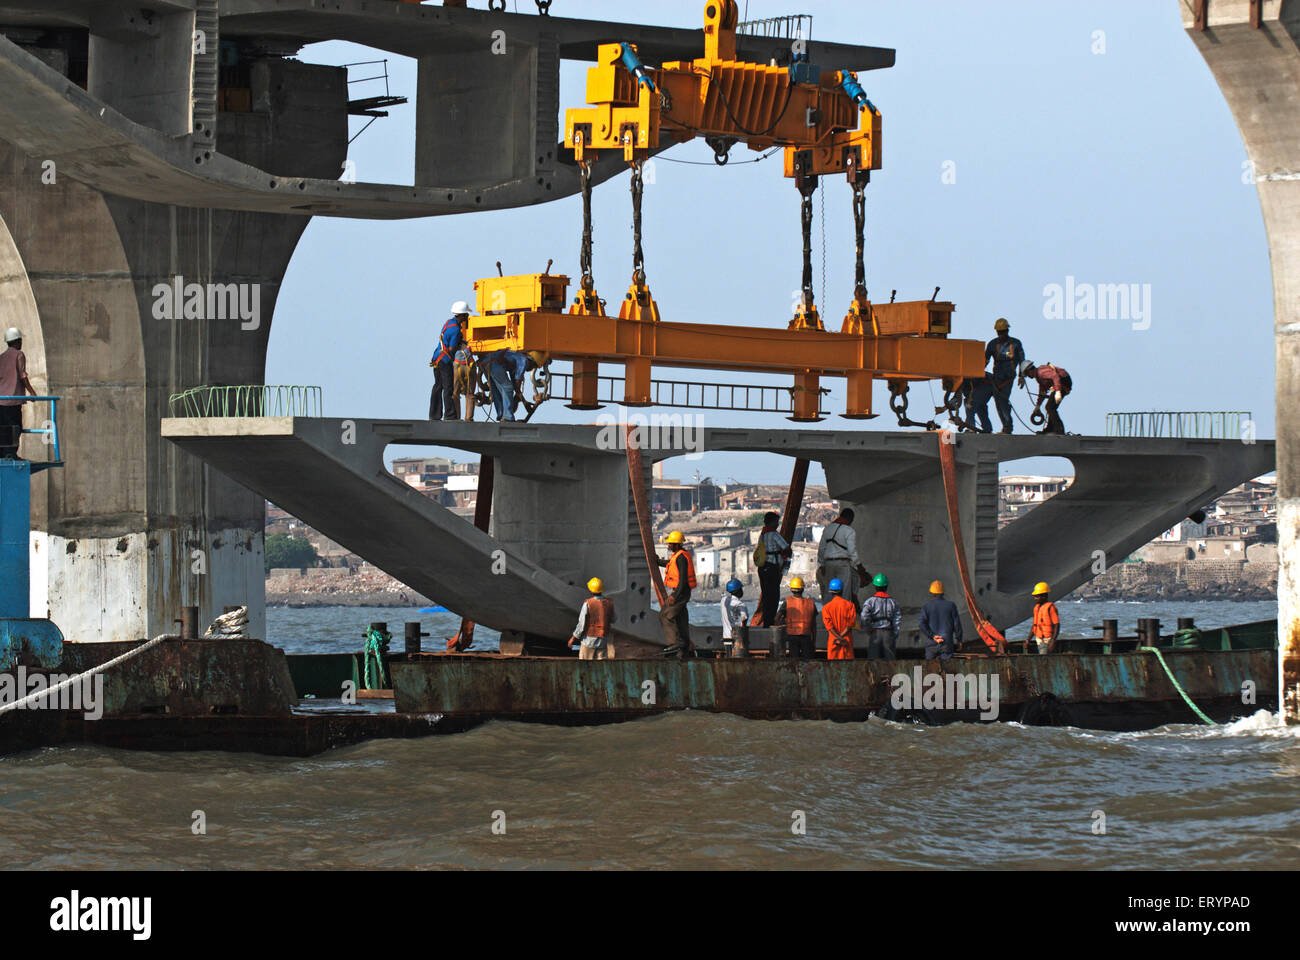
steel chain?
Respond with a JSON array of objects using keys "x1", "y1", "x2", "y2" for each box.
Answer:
[
  {"x1": 852, "y1": 180, "x2": 867, "y2": 300},
  {"x1": 631, "y1": 159, "x2": 646, "y2": 285},
  {"x1": 578, "y1": 160, "x2": 594, "y2": 292},
  {"x1": 799, "y1": 179, "x2": 816, "y2": 304}
]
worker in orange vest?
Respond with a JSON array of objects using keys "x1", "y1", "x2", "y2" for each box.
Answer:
[
  {"x1": 1028, "y1": 581, "x2": 1060, "y2": 654},
  {"x1": 569, "y1": 577, "x2": 616, "y2": 660},
  {"x1": 775, "y1": 576, "x2": 818, "y2": 659},
  {"x1": 821, "y1": 578, "x2": 858, "y2": 660},
  {"x1": 658, "y1": 530, "x2": 696, "y2": 659}
]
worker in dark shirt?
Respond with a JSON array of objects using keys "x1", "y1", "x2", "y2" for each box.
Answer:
[
  {"x1": 984, "y1": 318, "x2": 1025, "y2": 434},
  {"x1": 918, "y1": 579, "x2": 963, "y2": 661},
  {"x1": 1020, "y1": 361, "x2": 1072, "y2": 435},
  {"x1": 658, "y1": 530, "x2": 696, "y2": 659}
]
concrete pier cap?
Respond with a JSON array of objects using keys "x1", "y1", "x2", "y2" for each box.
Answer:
[
  {"x1": 1178, "y1": 0, "x2": 1300, "y2": 717},
  {"x1": 162, "y1": 417, "x2": 1274, "y2": 653}
]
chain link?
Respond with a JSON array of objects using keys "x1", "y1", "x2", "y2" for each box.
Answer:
[
  {"x1": 799, "y1": 178, "x2": 816, "y2": 304},
  {"x1": 630, "y1": 159, "x2": 646, "y2": 285},
  {"x1": 852, "y1": 180, "x2": 867, "y2": 300},
  {"x1": 578, "y1": 160, "x2": 594, "y2": 292}
]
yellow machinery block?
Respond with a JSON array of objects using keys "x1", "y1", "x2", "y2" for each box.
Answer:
[{"x1": 474, "y1": 273, "x2": 570, "y2": 317}]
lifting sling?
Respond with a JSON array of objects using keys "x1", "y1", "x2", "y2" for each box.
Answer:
[{"x1": 937, "y1": 430, "x2": 1006, "y2": 655}]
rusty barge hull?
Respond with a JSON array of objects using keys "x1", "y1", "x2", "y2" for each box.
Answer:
[{"x1": 390, "y1": 650, "x2": 1277, "y2": 732}]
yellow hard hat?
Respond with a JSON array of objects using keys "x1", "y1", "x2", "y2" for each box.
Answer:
[
  {"x1": 994, "y1": 317, "x2": 1009, "y2": 332},
  {"x1": 929, "y1": 580, "x2": 944, "y2": 594},
  {"x1": 664, "y1": 530, "x2": 684, "y2": 544},
  {"x1": 1032, "y1": 581, "x2": 1050, "y2": 596},
  {"x1": 527, "y1": 350, "x2": 548, "y2": 367},
  {"x1": 789, "y1": 576, "x2": 805, "y2": 591},
  {"x1": 587, "y1": 577, "x2": 603, "y2": 594}
]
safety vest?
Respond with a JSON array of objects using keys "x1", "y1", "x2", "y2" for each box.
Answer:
[
  {"x1": 662, "y1": 549, "x2": 697, "y2": 590},
  {"x1": 1032, "y1": 600, "x2": 1059, "y2": 639},
  {"x1": 584, "y1": 596, "x2": 614, "y2": 638},
  {"x1": 433, "y1": 318, "x2": 460, "y2": 365},
  {"x1": 785, "y1": 595, "x2": 815, "y2": 636}
]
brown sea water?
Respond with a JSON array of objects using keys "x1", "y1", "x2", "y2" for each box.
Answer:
[{"x1": 2, "y1": 709, "x2": 1297, "y2": 870}]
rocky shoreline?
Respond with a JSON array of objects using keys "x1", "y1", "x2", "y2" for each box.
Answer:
[{"x1": 267, "y1": 560, "x2": 1277, "y2": 609}]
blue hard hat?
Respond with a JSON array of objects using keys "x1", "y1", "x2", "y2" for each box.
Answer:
[
  {"x1": 828, "y1": 578, "x2": 844, "y2": 592},
  {"x1": 726, "y1": 578, "x2": 743, "y2": 594}
]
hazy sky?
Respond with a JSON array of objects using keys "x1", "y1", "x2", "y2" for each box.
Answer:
[{"x1": 267, "y1": 0, "x2": 1273, "y2": 486}]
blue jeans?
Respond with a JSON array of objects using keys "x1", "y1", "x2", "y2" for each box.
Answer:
[
  {"x1": 967, "y1": 379, "x2": 994, "y2": 433},
  {"x1": 489, "y1": 364, "x2": 516, "y2": 421},
  {"x1": 991, "y1": 378, "x2": 1014, "y2": 432}
]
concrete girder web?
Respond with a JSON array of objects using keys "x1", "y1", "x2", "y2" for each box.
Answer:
[{"x1": 163, "y1": 419, "x2": 1275, "y2": 643}]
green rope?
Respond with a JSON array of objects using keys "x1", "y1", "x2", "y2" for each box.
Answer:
[
  {"x1": 1139, "y1": 646, "x2": 1215, "y2": 725},
  {"x1": 363, "y1": 627, "x2": 391, "y2": 690}
]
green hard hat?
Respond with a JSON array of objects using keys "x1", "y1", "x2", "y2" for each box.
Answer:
[{"x1": 873, "y1": 573, "x2": 889, "y2": 588}]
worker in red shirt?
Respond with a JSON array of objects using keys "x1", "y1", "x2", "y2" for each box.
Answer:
[
  {"x1": 1021, "y1": 361, "x2": 1072, "y2": 435},
  {"x1": 821, "y1": 578, "x2": 858, "y2": 660}
]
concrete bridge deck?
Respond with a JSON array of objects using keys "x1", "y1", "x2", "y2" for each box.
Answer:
[{"x1": 161, "y1": 417, "x2": 1276, "y2": 648}]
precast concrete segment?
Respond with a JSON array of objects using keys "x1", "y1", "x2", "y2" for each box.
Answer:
[
  {"x1": 162, "y1": 418, "x2": 1275, "y2": 644},
  {"x1": 0, "y1": 3, "x2": 892, "y2": 218},
  {"x1": 0, "y1": 35, "x2": 641, "y2": 218},
  {"x1": 1179, "y1": 0, "x2": 1300, "y2": 715}
]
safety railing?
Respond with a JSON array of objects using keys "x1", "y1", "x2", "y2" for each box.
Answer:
[
  {"x1": 167, "y1": 385, "x2": 323, "y2": 419},
  {"x1": 1105, "y1": 411, "x2": 1252, "y2": 440},
  {"x1": 548, "y1": 373, "x2": 827, "y2": 415},
  {"x1": 737, "y1": 14, "x2": 813, "y2": 40},
  {"x1": 0, "y1": 395, "x2": 61, "y2": 463}
]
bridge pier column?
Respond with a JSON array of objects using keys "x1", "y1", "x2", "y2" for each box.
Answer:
[
  {"x1": 1180, "y1": 1, "x2": 1300, "y2": 719},
  {"x1": 0, "y1": 55, "x2": 346, "y2": 642}
]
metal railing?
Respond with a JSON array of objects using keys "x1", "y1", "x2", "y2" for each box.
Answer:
[
  {"x1": 548, "y1": 373, "x2": 828, "y2": 415},
  {"x1": 168, "y1": 385, "x2": 323, "y2": 419},
  {"x1": 737, "y1": 14, "x2": 813, "y2": 40},
  {"x1": 1105, "y1": 411, "x2": 1252, "y2": 440},
  {"x1": 0, "y1": 395, "x2": 61, "y2": 463}
]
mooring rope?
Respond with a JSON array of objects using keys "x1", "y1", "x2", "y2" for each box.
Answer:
[
  {"x1": 0, "y1": 634, "x2": 169, "y2": 716},
  {"x1": 1139, "y1": 646, "x2": 1216, "y2": 726}
]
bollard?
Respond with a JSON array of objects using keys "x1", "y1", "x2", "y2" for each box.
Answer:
[
  {"x1": 405, "y1": 621, "x2": 429, "y2": 655},
  {"x1": 1101, "y1": 619, "x2": 1118, "y2": 648},
  {"x1": 1138, "y1": 618, "x2": 1161, "y2": 645},
  {"x1": 1177, "y1": 617, "x2": 1196, "y2": 631},
  {"x1": 176, "y1": 606, "x2": 198, "y2": 639}
]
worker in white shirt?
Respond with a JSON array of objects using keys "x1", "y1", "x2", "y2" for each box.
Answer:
[
  {"x1": 720, "y1": 578, "x2": 750, "y2": 658},
  {"x1": 817, "y1": 507, "x2": 870, "y2": 605},
  {"x1": 568, "y1": 577, "x2": 616, "y2": 660}
]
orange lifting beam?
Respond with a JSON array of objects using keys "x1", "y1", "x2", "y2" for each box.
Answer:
[{"x1": 468, "y1": 273, "x2": 983, "y2": 421}]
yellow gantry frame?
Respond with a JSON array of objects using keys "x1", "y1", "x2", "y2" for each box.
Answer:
[{"x1": 470, "y1": 0, "x2": 984, "y2": 421}]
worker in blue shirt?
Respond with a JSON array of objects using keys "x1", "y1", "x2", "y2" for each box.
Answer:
[
  {"x1": 489, "y1": 349, "x2": 528, "y2": 421},
  {"x1": 429, "y1": 301, "x2": 469, "y2": 421},
  {"x1": 984, "y1": 317, "x2": 1025, "y2": 434},
  {"x1": 918, "y1": 579, "x2": 963, "y2": 661}
]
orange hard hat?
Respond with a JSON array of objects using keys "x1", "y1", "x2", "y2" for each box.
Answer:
[{"x1": 929, "y1": 580, "x2": 944, "y2": 594}]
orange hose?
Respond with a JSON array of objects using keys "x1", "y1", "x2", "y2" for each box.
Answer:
[{"x1": 937, "y1": 431, "x2": 1005, "y2": 655}]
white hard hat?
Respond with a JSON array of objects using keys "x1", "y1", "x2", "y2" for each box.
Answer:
[
  {"x1": 3, "y1": 327, "x2": 20, "y2": 344},
  {"x1": 450, "y1": 300, "x2": 470, "y2": 316}
]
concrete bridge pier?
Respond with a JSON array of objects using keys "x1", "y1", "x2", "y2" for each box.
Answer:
[
  {"x1": 1180, "y1": 0, "x2": 1300, "y2": 717},
  {"x1": 0, "y1": 56, "x2": 348, "y2": 642}
]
